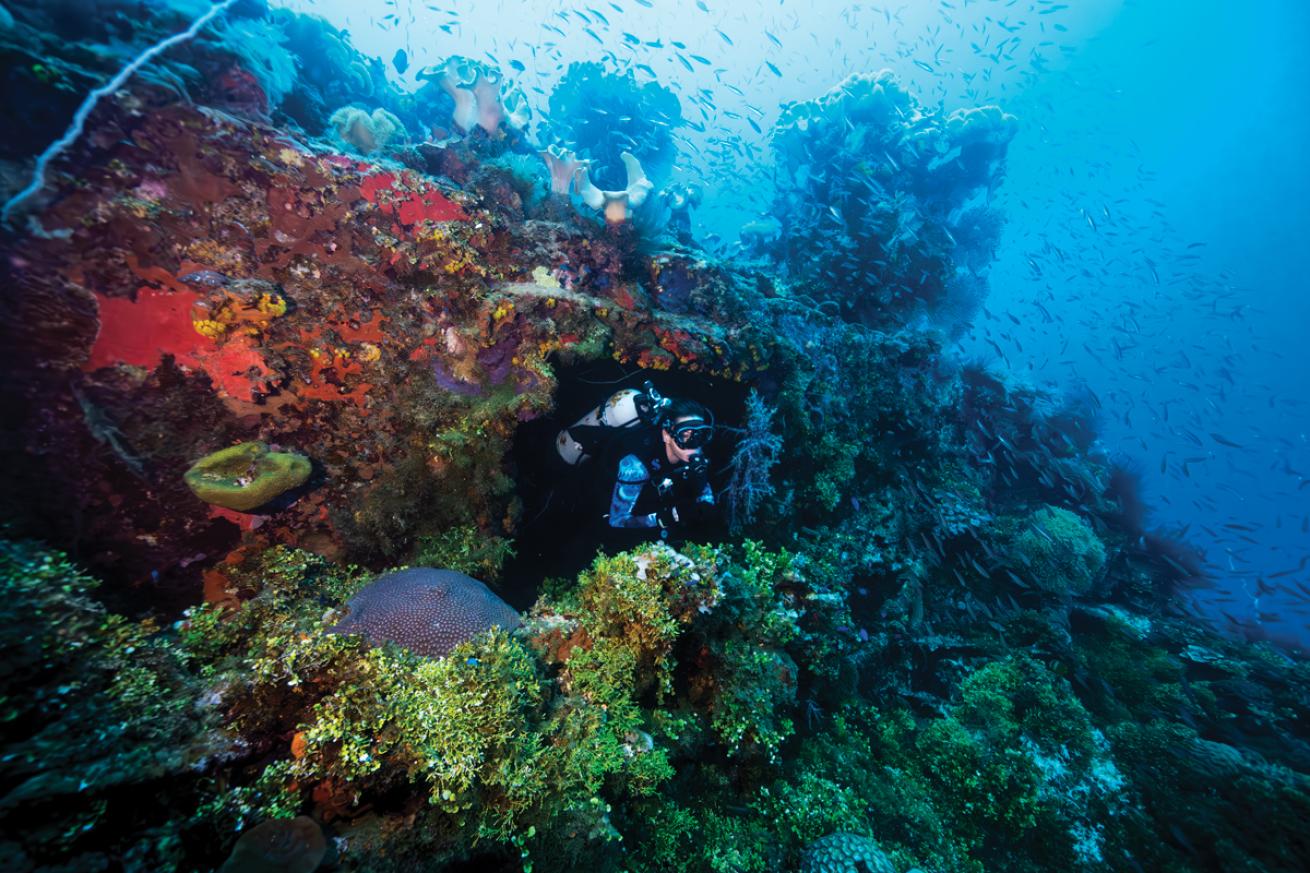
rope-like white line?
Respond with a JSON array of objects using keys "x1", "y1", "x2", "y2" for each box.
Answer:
[{"x1": 1, "y1": 0, "x2": 238, "y2": 226}]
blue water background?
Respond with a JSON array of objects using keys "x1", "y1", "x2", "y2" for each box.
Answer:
[{"x1": 277, "y1": 0, "x2": 1310, "y2": 648}]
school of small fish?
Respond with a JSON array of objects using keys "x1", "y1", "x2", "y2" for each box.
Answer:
[{"x1": 305, "y1": 0, "x2": 1306, "y2": 649}]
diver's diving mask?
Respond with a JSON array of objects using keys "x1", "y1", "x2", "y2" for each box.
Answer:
[{"x1": 668, "y1": 415, "x2": 714, "y2": 450}]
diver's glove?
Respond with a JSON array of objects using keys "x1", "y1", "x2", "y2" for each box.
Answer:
[
  {"x1": 657, "y1": 504, "x2": 681, "y2": 531},
  {"x1": 684, "y1": 452, "x2": 710, "y2": 483},
  {"x1": 688, "y1": 493, "x2": 716, "y2": 524}
]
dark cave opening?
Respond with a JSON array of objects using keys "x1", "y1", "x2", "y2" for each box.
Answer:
[{"x1": 499, "y1": 354, "x2": 750, "y2": 611}]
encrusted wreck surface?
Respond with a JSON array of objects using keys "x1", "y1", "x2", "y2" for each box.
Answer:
[{"x1": 0, "y1": 95, "x2": 762, "y2": 604}]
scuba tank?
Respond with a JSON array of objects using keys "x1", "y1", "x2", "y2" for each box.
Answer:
[{"x1": 556, "y1": 381, "x2": 669, "y2": 466}]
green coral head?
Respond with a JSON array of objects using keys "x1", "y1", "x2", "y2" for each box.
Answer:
[
  {"x1": 801, "y1": 832, "x2": 895, "y2": 873},
  {"x1": 1014, "y1": 505, "x2": 1106, "y2": 597},
  {"x1": 184, "y1": 441, "x2": 311, "y2": 512}
]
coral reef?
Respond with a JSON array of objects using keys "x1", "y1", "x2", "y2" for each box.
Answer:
[
  {"x1": 0, "y1": 10, "x2": 1306, "y2": 873},
  {"x1": 0, "y1": 77, "x2": 746, "y2": 595},
  {"x1": 769, "y1": 70, "x2": 1017, "y2": 330}
]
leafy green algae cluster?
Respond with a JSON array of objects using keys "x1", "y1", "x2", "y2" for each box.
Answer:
[{"x1": 6, "y1": 505, "x2": 1310, "y2": 873}]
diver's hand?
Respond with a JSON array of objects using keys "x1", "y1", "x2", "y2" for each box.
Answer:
[
  {"x1": 657, "y1": 505, "x2": 681, "y2": 530},
  {"x1": 689, "y1": 495, "x2": 716, "y2": 524}
]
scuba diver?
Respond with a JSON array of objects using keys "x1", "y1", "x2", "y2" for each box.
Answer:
[
  {"x1": 607, "y1": 397, "x2": 715, "y2": 540},
  {"x1": 663, "y1": 182, "x2": 703, "y2": 247},
  {"x1": 555, "y1": 381, "x2": 716, "y2": 542}
]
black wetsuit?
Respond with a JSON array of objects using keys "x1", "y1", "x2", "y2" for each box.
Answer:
[{"x1": 607, "y1": 433, "x2": 715, "y2": 540}]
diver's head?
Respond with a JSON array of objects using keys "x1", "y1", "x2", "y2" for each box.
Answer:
[{"x1": 661, "y1": 398, "x2": 714, "y2": 465}]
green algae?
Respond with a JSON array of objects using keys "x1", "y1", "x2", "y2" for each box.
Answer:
[
  {"x1": 6, "y1": 526, "x2": 1310, "y2": 872},
  {"x1": 183, "y1": 441, "x2": 311, "y2": 512}
]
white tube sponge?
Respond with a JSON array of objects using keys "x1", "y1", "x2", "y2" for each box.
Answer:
[
  {"x1": 2, "y1": 0, "x2": 238, "y2": 225},
  {"x1": 541, "y1": 145, "x2": 588, "y2": 196},
  {"x1": 576, "y1": 151, "x2": 654, "y2": 223},
  {"x1": 436, "y1": 57, "x2": 479, "y2": 133}
]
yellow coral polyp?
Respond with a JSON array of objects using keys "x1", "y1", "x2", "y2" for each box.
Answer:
[
  {"x1": 192, "y1": 318, "x2": 227, "y2": 340},
  {"x1": 358, "y1": 342, "x2": 382, "y2": 362},
  {"x1": 492, "y1": 302, "x2": 514, "y2": 321},
  {"x1": 256, "y1": 293, "x2": 288, "y2": 318}
]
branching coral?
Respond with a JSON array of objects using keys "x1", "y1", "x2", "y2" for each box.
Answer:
[{"x1": 725, "y1": 389, "x2": 784, "y2": 532}]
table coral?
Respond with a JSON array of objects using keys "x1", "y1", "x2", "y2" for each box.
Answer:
[{"x1": 184, "y1": 441, "x2": 311, "y2": 512}]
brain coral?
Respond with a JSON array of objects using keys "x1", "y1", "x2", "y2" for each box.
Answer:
[
  {"x1": 800, "y1": 832, "x2": 895, "y2": 873},
  {"x1": 1015, "y1": 505, "x2": 1107, "y2": 596},
  {"x1": 329, "y1": 567, "x2": 521, "y2": 657}
]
